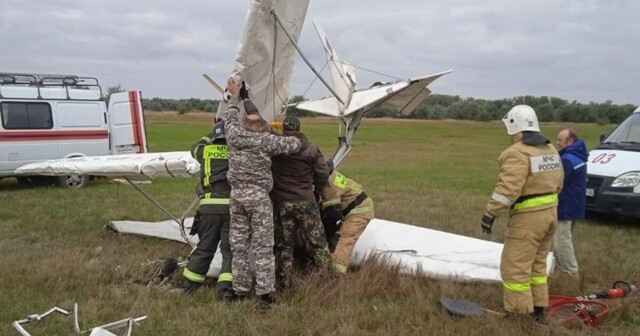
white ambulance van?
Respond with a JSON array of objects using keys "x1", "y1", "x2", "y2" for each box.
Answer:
[
  {"x1": 0, "y1": 73, "x2": 148, "y2": 188},
  {"x1": 586, "y1": 107, "x2": 640, "y2": 219}
]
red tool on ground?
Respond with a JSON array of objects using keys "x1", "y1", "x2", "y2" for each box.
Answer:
[{"x1": 548, "y1": 280, "x2": 637, "y2": 328}]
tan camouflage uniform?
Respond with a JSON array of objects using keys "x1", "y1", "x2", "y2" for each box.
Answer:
[{"x1": 224, "y1": 98, "x2": 301, "y2": 296}]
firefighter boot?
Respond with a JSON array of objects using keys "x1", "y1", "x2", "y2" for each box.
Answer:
[
  {"x1": 532, "y1": 306, "x2": 548, "y2": 325},
  {"x1": 182, "y1": 279, "x2": 201, "y2": 294},
  {"x1": 219, "y1": 286, "x2": 236, "y2": 303}
]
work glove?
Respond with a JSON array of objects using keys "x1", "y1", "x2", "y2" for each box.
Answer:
[
  {"x1": 194, "y1": 183, "x2": 205, "y2": 198},
  {"x1": 190, "y1": 211, "x2": 202, "y2": 236},
  {"x1": 322, "y1": 204, "x2": 342, "y2": 239},
  {"x1": 239, "y1": 81, "x2": 249, "y2": 100},
  {"x1": 480, "y1": 214, "x2": 494, "y2": 235}
]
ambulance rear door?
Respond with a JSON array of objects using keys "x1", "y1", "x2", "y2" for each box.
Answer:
[{"x1": 107, "y1": 91, "x2": 148, "y2": 154}]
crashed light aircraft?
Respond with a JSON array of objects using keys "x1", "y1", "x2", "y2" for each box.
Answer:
[{"x1": 14, "y1": 0, "x2": 554, "y2": 284}]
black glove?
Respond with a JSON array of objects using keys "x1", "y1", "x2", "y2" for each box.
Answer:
[
  {"x1": 322, "y1": 204, "x2": 342, "y2": 240},
  {"x1": 481, "y1": 214, "x2": 494, "y2": 235},
  {"x1": 194, "y1": 183, "x2": 205, "y2": 198},
  {"x1": 189, "y1": 211, "x2": 202, "y2": 236},
  {"x1": 239, "y1": 81, "x2": 249, "y2": 100}
]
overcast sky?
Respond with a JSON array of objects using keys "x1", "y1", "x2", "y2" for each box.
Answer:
[{"x1": 1, "y1": 0, "x2": 638, "y2": 105}]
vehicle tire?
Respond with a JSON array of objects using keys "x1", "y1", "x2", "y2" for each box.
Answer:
[{"x1": 57, "y1": 174, "x2": 91, "y2": 189}]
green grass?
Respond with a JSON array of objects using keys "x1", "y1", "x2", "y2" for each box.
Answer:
[{"x1": 1, "y1": 113, "x2": 638, "y2": 335}]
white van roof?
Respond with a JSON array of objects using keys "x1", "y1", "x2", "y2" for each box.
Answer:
[{"x1": 634, "y1": 106, "x2": 640, "y2": 113}]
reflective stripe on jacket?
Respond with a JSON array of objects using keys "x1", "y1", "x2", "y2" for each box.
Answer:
[
  {"x1": 191, "y1": 131, "x2": 230, "y2": 214},
  {"x1": 322, "y1": 171, "x2": 374, "y2": 218},
  {"x1": 486, "y1": 140, "x2": 564, "y2": 217}
]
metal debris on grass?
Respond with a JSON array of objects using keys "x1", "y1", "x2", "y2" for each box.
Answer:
[{"x1": 12, "y1": 303, "x2": 147, "y2": 336}]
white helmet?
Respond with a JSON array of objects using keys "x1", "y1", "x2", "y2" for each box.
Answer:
[{"x1": 502, "y1": 105, "x2": 540, "y2": 135}]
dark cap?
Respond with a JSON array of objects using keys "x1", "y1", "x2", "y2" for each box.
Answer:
[{"x1": 283, "y1": 115, "x2": 300, "y2": 131}]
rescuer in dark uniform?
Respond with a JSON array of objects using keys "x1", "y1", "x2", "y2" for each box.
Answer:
[{"x1": 182, "y1": 120, "x2": 234, "y2": 302}]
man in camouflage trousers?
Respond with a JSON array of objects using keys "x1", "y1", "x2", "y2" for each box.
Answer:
[
  {"x1": 224, "y1": 78, "x2": 302, "y2": 309},
  {"x1": 271, "y1": 115, "x2": 331, "y2": 291}
]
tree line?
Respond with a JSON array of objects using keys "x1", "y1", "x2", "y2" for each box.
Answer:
[
  {"x1": 106, "y1": 86, "x2": 636, "y2": 124},
  {"x1": 367, "y1": 95, "x2": 637, "y2": 125}
]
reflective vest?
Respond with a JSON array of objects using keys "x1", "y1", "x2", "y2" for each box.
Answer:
[
  {"x1": 322, "y1": 171, "x2": 374, "y2": 218},
  {"x1": 191, "y1": 133, "x2": 230, "y2": 214},
  {"x1": 486, "y1": 140, "x2": 564, "y2": 217}
]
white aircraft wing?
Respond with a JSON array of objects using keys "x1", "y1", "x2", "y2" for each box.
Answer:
[
  {"x1": 296, "y1": 70, "x2": 452, "y2": 117},
  {"x1": 108, "y1": 217, "x2": 554, "y2": 282},
  {"x1": 14, "y1": 152, "x2": 199, "y2": 178},
  {"x1": 216, "y1": 0, "x2": 310, "y2": 123}
]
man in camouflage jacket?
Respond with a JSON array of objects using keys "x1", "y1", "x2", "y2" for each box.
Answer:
[{"x1": 224, "y1": 78, "x2": 301, "y2": 309}]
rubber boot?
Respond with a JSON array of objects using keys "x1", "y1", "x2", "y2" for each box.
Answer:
[
  {"x1": 219, "y1": 287, "x2": 236, "y2": 303},
  {"x1": 532, "y1": 306, "x2": 548, "y2": 325},
  {"x1": 182, "y1": 279, "x2": 201, "y2": 294}
]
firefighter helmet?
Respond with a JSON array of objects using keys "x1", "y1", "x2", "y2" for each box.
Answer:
[
  {"x1": 212, "y1": 120, "x2": 225, "y2": 140},
  {"x1": 502, "y1": 105, "x2": 540, "y2": 135}
]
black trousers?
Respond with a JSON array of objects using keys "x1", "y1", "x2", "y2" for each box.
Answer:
[{"x1": 184, "y1": 212, "x2": 232, "y2": 287}]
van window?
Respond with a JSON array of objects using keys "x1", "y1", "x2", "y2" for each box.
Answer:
[
  {"x1": 605, "y1": 113, "x2": 640, "y2": 143},
  {"x1": 0, "y1": 102, "x2": 53, "y2": 129},
  {"x1": 57, "y1": 102, "x2": 103, "y2": 127}
]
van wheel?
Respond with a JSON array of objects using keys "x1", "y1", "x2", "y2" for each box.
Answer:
[{"x1": 57, "y1": 174, "x2": 90, "y2": 189}]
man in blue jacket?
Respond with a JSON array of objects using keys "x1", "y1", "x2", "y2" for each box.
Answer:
[{"x1": 554, "y1": 129, "x2": 587, "y2": 278}]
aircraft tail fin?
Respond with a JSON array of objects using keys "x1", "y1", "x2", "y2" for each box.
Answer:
[{"x1": 312, "y1": 18, "x2": 356, "y2": 110}]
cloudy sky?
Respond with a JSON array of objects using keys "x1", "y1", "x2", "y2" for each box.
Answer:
[{"x1": 1, "y1": 0, "x2": 638, "y2": 105}]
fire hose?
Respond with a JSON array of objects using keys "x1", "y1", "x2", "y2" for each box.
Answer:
[{"x1": 548, "y1": 280, "x2": 637, "y2": 328}]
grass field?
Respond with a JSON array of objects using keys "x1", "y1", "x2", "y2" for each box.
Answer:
[{"x1": 1, "y1": 113, "x2": 639, "y2": 335}]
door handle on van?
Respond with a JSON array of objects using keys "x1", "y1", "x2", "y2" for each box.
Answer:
[{"x1": 104, "y1": 112, "x2": 107, "y2": 124}]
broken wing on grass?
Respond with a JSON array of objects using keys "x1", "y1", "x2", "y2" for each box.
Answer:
[{"x1": 108, "y1": 217, "x2": 555, "y2": 282}]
